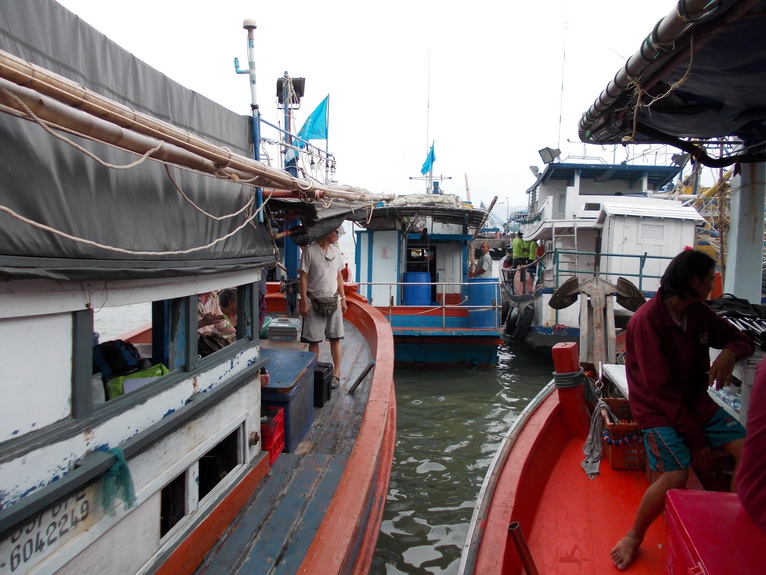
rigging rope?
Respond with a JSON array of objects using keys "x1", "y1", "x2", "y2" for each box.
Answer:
[
  {"x1": 0, "y1": 86, "x2": 282, "y2": 255},
  {"x1": 0, "y1": 201, "x2": 267, "y2": 256}
]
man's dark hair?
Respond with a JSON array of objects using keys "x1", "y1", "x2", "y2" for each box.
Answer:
[
  {"x1": 219, "y1": 288, "x2": 237, "y2": 309},
  {"x1": 660, "y1": 249, "x2": 716, "y2": 300}
]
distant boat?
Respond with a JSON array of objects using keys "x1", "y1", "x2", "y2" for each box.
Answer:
[
  {"x1": 0, "y1": 2, "x2": 394, "y2": 573},
  {"x1": 353, "y1": 192, "x2": 503, "y2": 365},
  {"x1": 503, "y1": 160, "x2": 704, "y2": 365}
]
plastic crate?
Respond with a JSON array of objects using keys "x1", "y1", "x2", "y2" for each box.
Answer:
[
  {"x1": 314, "y1": 362, "x2": 333, "y2": 407},
  {"x1": 261, "y1": 406, "x2": 285, "y2": 465},
  {"x1": 600, "y1": 398, "x2": 646, "y2": 470}
]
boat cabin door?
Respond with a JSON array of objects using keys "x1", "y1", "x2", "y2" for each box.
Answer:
[{"x1": 435, "y1": 243, "x2": 463, "y2": 305}]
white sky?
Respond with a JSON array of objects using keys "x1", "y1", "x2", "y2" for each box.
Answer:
[{"x1": 56, "y1": 0, "x2": 684, "y2": 211}]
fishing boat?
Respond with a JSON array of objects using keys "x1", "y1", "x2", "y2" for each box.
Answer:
[
  {"x1": 503, "y1": 160, "x2": 706, "y2": 363},
  {"x1": 352, "y1": 187, "x2": 504, "y2": 365},
  {"x1": 460, "y1": 0, "x2": 766, "y2": 572},
  {"x1": 0, "y1": 2, "x2": 394, "y2": 574},
  {"x1": 459, "y1": 342, "x2": 764, "y2": 574}
]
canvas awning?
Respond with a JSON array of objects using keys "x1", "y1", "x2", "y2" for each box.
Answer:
[{"x1": 579, "y1": 0, "x2": 766, "y2": 167}]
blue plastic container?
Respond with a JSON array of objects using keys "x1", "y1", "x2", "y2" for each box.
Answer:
[
  {"x1": 261, "y1": 348, "x2": 316, "y2": 453},
  {"x1": 466, "y1": 278, "x2": 498, "y2": 328},
  {"x1": 403, "y1": 272, "x2": 431, "y2": 305}
]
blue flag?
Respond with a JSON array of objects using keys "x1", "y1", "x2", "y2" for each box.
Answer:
[
  {"x1": 420, "y1": 142, "x2": 435, "y2": 175},
  {"x1": 297, "y1": 95, "x2": 329, "y2": 146}
]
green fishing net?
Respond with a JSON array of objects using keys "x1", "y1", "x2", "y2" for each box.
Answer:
[{"x1": 102, "y1": 447, "x2": 136, "y2": 515}]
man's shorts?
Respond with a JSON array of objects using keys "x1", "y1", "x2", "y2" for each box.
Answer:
[
  {"x1": 643, "y1": 407, "x2": 746, "y2": 472},
  {"x1": 300, "y1": 301, "x2": 344, "y2": 343}
]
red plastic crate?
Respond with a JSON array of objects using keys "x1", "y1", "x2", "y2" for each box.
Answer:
[
  {"x1": 600, "y1": 398, "x2": 646, "y2": 470},
  {"x1": 264, "y1": 429, "x2": 284, "y2": 465},
  {"x1": 261, "y1": 406, "x2": 284, "y2": 464}
]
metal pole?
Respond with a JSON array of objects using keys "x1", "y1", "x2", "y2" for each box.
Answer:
[
  {"x1": 507, "y1": 522, "x2": 540, "y2": 575},
  {"x1": 278, "y1": 71, "x2": 300, "y2": 307},
  {"x1": 347, "y1": 360, "x2": 376, "y2": 394},
  {"x1": 242, "y1": 19, "x2": 263, "y2": 223}
]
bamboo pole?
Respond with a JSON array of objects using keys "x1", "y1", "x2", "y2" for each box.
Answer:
[{"x1": 0, "y1": 49, "x2": 393, "y2": 204}]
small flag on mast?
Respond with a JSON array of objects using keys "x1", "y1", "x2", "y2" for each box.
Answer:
[
  {"x1": 297, "y1": 95, "x2": 329, "y2": 146},
  {"x1": 420, "y1": 141, "x2": 436, "y2": 175}
]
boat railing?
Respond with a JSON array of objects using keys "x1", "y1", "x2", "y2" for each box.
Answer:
[
  {"x1": 355, "y1": 280, "x2": 503, "y2": 329},
  {"x1": 551, "y1": 249, "x2": 674, "y2": 292}
]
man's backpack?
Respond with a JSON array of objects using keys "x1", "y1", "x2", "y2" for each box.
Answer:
[{"x1": 93, "y1": 339, "x2": 142, "y2": 380}]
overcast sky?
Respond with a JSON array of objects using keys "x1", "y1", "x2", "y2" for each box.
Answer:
[{"x1": 56, "y1": 0, "x2": 686, "y2": 212}]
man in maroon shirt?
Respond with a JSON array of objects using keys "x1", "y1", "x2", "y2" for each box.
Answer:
[
  {"x1": 611, "y1": 250, "x2": 754, "y2": 570},
  {"x1": 738, "y1": 356, "x2": 766, "y2": 534}
]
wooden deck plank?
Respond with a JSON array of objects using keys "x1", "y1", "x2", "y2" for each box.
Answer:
[
  {"x1": 194, "y1": 456, "x2": 302, "y2": 573},
  {"x1": 262, "y1": 456, "x2": 346, "y2": 574},
  {"x1": 237, "y1": 453, "x2": 345, "y2": 574}
]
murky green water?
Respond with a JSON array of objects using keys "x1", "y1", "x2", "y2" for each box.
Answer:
[{"x1": 370, "y1": 342, "x2": 553, "y2": 574}]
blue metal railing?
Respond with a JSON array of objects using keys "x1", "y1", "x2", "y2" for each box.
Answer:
[
  {"x1": 551, "y1": 249, "x2": 673, "y2": 292},
  {"x1": 355, "y1": 280, "x2": 503, "y2": 329}
]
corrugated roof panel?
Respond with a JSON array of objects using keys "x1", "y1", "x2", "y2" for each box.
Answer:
[{"x1": 600, "y1": 202, "x2": 705, "y2": 222}]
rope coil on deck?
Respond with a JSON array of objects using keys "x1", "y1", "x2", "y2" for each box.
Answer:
[{"x1": 553, "y1": 367, "x2": 586, "y2": 389}]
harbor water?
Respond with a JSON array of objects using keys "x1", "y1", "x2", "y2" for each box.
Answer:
[{"x1": 370, "y1": 345, "x2": 552, "y2": 574}]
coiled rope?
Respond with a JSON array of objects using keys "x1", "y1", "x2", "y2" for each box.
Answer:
[{"x1": 553, "y1": 367, "x2": 586, "y2": 389}]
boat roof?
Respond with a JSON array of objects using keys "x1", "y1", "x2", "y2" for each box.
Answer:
[
  {"x1": 539, "y1": 162, "x2": 680, "y2": 190},
  {"x1": 0, "y1": 1, "x2": 385, "y2": 281},
  {"x1": 598, "y1": 201, "x2": 705, "y2": 222},
  {"x1": 579, "y1": 0, "x2": 766, "y2": 167},
  {"x1": 364, "y1": 193, "x2": 487, "y2": 229}
]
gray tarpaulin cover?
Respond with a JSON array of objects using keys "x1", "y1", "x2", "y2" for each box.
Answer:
[{"x1": 0, "y1": 0, "x2": 276, "y2": 281}]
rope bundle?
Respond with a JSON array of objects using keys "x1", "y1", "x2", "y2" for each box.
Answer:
[{"x1": 553, "y1": 367, "x2": 586, "y2": 389}]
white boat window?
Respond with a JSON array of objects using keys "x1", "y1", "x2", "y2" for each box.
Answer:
[{"x1": 85, "y1": 282, "x2": 258, "y2": 411}]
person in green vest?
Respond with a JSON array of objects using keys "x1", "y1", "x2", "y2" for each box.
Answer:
[
  {"x1": 526, "y1": 239, "x2": 538, "y2": 282},
  {"x1": 509, "y1": 232, "x2": 529, "y2": 293}
]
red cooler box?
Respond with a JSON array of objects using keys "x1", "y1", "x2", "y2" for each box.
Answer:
[{"x1": 665, "y1": 489, "x2": 765, "y2": 575}]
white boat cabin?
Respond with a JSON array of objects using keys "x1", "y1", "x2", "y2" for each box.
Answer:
[
  {"x1": 355, "y1": 194, "x2": 485, "y2": 308},
  {"x1": 520, "y1": 162, "x2": 704, "y2": 343}
]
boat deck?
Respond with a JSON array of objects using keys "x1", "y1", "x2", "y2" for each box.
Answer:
[
  {"x1": 194, "y1": 320, "x2": 376, "y2": 574},
  {"x1": 526, "y1": 434, "x2": 667, "y2": 573},
  {"x1": 472, "y1": 387, "x2": 669, "y2": 574}
]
